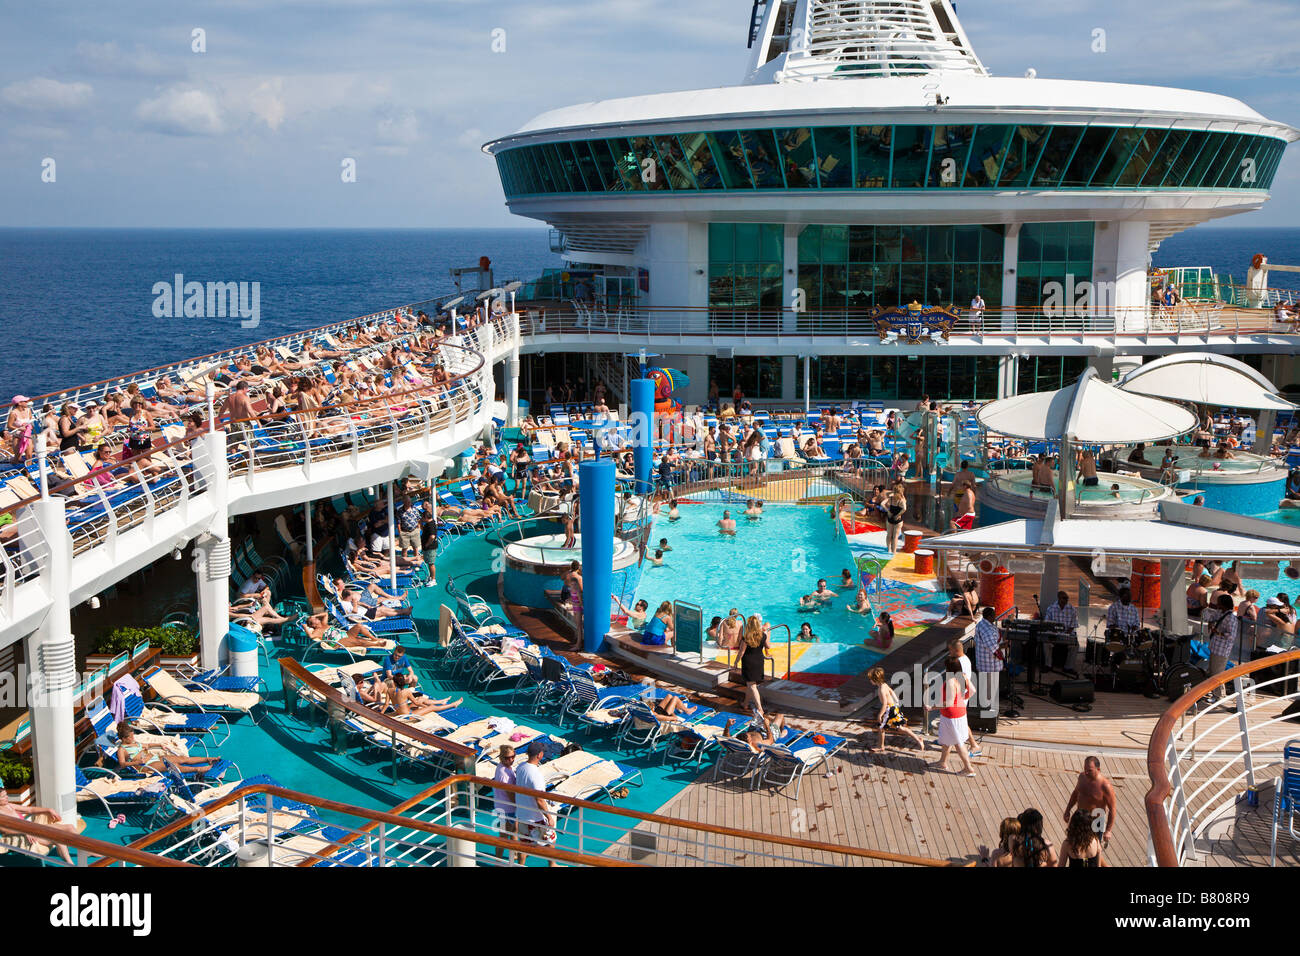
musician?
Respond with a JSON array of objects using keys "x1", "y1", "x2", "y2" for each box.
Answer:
[
  {"x1": 974, "y1": 606, "x2": 1004, "y2": 720},
  {"x1": 1040, "y1": 590, "x2": 1080, "y2": 675},
  {"x1": 1105, "y1": 587, "x2": 1141, "y2": 633},
  {"x1": 1204, "y1": 593, "x2": 1240, "y2": 705}
]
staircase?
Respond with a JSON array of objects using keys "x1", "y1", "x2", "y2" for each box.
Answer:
[{"x1": 591, "y1": 352, "x2": 632, "y2": 408}]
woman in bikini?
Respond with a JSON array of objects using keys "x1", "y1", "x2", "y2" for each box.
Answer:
[
  {"x1": 116, "y1": 723, "x2": 225, "y2": 776},
  {"x1": 302, "y1": 610, "x2": 388, "y2": 648}
]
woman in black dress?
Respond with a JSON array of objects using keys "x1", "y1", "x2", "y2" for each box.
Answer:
[{"x1": 738, "y1": 614, "x2": 772, "y2": 717}]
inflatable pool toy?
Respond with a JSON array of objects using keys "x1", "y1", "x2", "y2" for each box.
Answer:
[{"x1": 841, "y1": 516, "x2": 884, "y2": 535}]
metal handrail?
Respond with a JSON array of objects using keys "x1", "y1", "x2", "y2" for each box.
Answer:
[
  {"x1": 1145, "y1": 647, "x2": 1300, "y2": 867},
  {"x1": 111, "y1": 775, "x2": 968, "y2": 867}
]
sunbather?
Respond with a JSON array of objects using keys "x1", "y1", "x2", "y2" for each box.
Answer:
[
  {"x1": 722, "y1": 712, "x2": 795, "y2": 752},
  {"x1": 339, "y1": 588, "x2": 403, "y2": 620},
  {"x1": 332, "y1": 576, "x2": 407, "y2": 605},
  {"x1": 116, "y1": 723, "x2": 224, "y2": 776},
  {"x1": 649, "y1": 693, "x2": 698, "y2": 722},
  {"x1": 229, "y1": 595, "x2": 292, "y2": 628},
  {"x1": 387, "y1": 681, "x2": 462, "y2": 717},
  {"x1": 0, "y1": 787, "x2": 76, "y2": 864},
  {"x1": 303, "y1": 611, "x2": 388, "y2": 648}
]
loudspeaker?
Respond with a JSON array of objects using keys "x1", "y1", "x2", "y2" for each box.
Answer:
[
  {"x1": 1050, "y1": 679, "x2": 1096, "y2": 704},
  {"x1": 968, "y1": 710, "x2": 999, "y2": 733}
]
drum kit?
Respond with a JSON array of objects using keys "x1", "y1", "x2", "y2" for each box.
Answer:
[{"x1": 1088, "y1": 626, "x2": 1206, "y2": 699}]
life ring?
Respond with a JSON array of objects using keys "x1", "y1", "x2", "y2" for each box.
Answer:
[{"x1": 1252, "y1": 253, "x2": 1267, "y2": 271}]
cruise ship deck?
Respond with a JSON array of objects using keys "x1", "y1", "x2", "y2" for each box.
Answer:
[{"x1": 4, "y1": 0, "x2": 1300, "y2": 888}]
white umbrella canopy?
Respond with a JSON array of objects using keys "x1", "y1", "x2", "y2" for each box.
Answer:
[
  {"x1": 976, "y1": 368, "x2": 1197, "y2": 443},
  {"x1": 1119, "y1": 352, "x2": 1296, "y2": 412}
]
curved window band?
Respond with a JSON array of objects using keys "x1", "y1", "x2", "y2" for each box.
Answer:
[{"x1": 496, "y1": 125, "x2": 1285, "y2": 197}]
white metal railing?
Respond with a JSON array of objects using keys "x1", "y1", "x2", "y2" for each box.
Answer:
[
  {"x1": 518, "y1": 302, "x2": 1283, "y2": 343},
  {"x1": 124, "y1": 776, "x2": 959, "y2": 868},
  {"x1": 1146, "y1": 649, "x2": 1300, "y2": 866},
  {"x1": 0, "y1": 507, "x2": 49, "y2": 619}
]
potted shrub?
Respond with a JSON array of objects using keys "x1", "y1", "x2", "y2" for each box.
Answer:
[
  {"x1": 88, "y1": 626, "x2": 200, "y2": 674},
  {"x1": 0, "y1": 753, "x2": 34, "y2": 805}
]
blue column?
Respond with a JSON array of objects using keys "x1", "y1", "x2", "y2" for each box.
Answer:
[
  {"x1": 629, "y1": 377, "x2": 655, "y2": 497},
  {"x1": 578, "y1": 457, "x2": 616, "y2": 653}
]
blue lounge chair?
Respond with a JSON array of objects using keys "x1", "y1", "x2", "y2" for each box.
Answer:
[
  {"x1": 1272, "y1": 738, "x2": 1300, "y2": 867},
  {"x1": 758, "y1": 732, "x2": 848, "y2": 799}
]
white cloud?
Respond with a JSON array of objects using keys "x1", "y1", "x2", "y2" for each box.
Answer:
[
  {"x1": 135, "y1": 88, "x2": 225, "y2": 136},
  {"x1": 248, "y1": 79, "x2": 287, "y2": 131},
  {"x1": 456, "y1": 127, "x2": 484, "y2": 148},
  {"x1": 1, "y1": 77, "x2": 94, "y2": 112}
]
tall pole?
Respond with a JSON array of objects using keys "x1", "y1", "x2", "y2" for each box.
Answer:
[
  {"x1": 387, "y1": 481, "x2": 398, "y2": 594},
  {"x1": 579, "y1": 458, "x2": 616, "y2": 653},
  {"x1": 630, "y1": 377, "x2": 655, "y2": 499},
  {"x1": 803, "y1": 355, "x2": 811, "y2": 417}
]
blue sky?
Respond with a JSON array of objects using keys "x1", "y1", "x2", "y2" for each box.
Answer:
[{"x1": 1, "y1": 0, "x2": 1298, "y2": 228}]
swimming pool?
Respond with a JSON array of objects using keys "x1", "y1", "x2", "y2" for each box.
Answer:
[{"x1": 633, "y1": 503, "x2": 884, "y2": 683}]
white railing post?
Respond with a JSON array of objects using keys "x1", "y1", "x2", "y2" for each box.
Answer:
[
  {"x1": 1168, "y1": 738, "x2": 1197, "y2": 864},
  {"x1": 1235, "y1": 679, "x2": 1256, "y2": 788}
]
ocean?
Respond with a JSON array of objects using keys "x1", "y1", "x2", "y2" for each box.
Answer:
[
  {"x1": 1, "y1": 225, "x2": 1298, "y2": 399},
  {"x1": 0, "y1": 228, "x2": 561, "y2": 398}
]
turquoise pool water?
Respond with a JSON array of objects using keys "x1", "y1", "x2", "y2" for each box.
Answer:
[
  {"x1": 635, "y1": 503, "x2": 883, "y2": 673},
  {"x1": 1238, "y1": 559, "x2": 1300, "y2": 608},
  {"x1": 998, "y1": 470, "x2": 1161, "y2": 503}
]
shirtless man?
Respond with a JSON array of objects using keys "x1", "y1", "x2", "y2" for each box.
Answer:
[
  {"x1": 949, "y1": 461, "x2": 978, "y2": 498},
  {"x1": 717, "y1": 608, "x2": 743, "y2": 650},
  {"x1": 1030, "y1": 455, "x2": 1056, "y2": 494},
  {"x1": 1076, "y1": 448, "x2": 1099, "y2": 487},
  {"x1": 717, "y1": 510, "x2": 737, "y2": 535},
  {"x1": 1063, "y1": 756, "x2": 1117, "y2": 846},
  {"x1": 217, "y1": 381, "x2": 258, "y2": 446},
  {"x1": 811, "y1": 579, "x2": 837, "y2": 603}
]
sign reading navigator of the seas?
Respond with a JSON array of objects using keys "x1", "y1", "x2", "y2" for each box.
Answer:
[{"x1": 872, "y1": 302, "x2": 961, "y2": 343}]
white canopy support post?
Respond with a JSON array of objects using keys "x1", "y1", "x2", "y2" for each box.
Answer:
[
  {"x1": 803, "y1": 355, "x2": 811, "y2": 417},
  {"x1": 1254, "y1": 409, "x2": 1276, "y2": 455},
  {"x1": 305, "y1": 498, "x2": 314, "y2": 564},
  {"x1": 387, "y1": 481, "x2": 398, "y2": 594},
  {"x1": 1160, "y1": 558, "x2": 1189, "y2": 635}
]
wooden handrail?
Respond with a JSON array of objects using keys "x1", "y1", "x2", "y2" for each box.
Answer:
[
  {"x1": 277, "y1": 657, "x2": 478, "y2": 766},
  {"x1": 1145, "y1": 647, "x2": 1300, "y2": 868},
  {"x1": 0, "y1": 814, "x2": 195, "y2": 867}
]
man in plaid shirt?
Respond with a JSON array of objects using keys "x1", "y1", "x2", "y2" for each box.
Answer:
[
  {"x1": 1041, "y1": 590, "x2": 1080, "y2": 675},
  {"x1": 974, "y1": 607, "x2": 1003, "y2": 720},
  {"x1": 1105, "y1": 587, "x2": 1141, "y2": 633},
  {"x1": 1203, "y1": 593, "x2": 1240, "y2": 703}
]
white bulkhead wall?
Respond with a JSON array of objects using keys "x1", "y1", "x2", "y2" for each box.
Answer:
[{"x1": 643, "y1": 221, "x2": 710, "y2": 331}]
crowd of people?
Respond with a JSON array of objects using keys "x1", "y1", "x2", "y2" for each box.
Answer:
[{"x1": 0, "y1": 304, "x2": 507, "y2": 501}]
